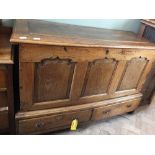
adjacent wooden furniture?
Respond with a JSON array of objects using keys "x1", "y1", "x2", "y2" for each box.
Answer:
[
  {"x1": 0, "y1": 20, "x2": 14, "y2": 133},
  {"x1": 138, "y1": 19, "x2": 155, "y2": 39},
  {"x1": 10, "y1": 20, "x2": 155, "y2": 134},
  {"x1": 138, "y1": 19, "x2": 155, "y2": 105}
]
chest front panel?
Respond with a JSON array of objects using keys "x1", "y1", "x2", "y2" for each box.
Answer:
[{"x1": 19, "y1": 44, "x2": 155, "y2": 111}]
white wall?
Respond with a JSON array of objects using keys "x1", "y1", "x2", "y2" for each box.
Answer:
[{"x1": 2, "y1": 19, "x2": 141, "y2": 33}]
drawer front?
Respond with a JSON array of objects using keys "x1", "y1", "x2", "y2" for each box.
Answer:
[
  {"x1": 17, "y1": 109, "x2": 92, "y2": 134},
  {"x1": 92, "y1": 98, "x2": 140, "y2": 121},
  {"x1": 0, "y1": 110, "x2": 9, "y2": 130}
]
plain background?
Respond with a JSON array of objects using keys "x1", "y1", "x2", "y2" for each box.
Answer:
[{"x1": 2, "y1": 19, "x2": 141, "y2": 33}]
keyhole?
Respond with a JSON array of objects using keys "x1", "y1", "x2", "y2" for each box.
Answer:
[
  {"x1": 106, "y1": 49, "x2": 109, "y2": 55},
  {"x1": 64, "y1": 47, "x2": 67, "y2": 52}
]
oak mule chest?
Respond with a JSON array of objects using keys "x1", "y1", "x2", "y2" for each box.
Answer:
[{"x1": 10, "y1": 20, "x2": 155, "y2": 134}]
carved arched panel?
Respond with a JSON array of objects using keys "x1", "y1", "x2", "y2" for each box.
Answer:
[
  {"x1": 118, "y1": 57, "x2": 148, "y2": 91},
  {"x1": 34, "y1": 57, "x2": 75, "y2": 102},
  {"x1": 81, "y1": 58, "x2": 117, "y2": 96}
]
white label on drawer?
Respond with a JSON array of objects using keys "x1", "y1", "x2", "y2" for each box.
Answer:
[{"x1": 33, "y1": 37, "x2": 41, "y2": 40}]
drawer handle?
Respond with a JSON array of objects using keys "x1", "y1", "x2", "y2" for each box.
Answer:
[
  {"x1": 102, "y1": 109, "x2": 111, "y2": 115},
  {"x1": 35, "y1": 122, "x2": 45, "y2": 128},
  {"x1": 126, "y1": 104, "x2": 132, "y2": 108}
]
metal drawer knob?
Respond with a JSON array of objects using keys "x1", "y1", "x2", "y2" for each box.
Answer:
[
  {"x1": 102, "y1": 109, "x2": 111, "y2": 115},
  {"x1": 126, "y1": 104, "x2": 132, "y2": 108},
  {"x1": 35, "y1": 122, "x2": 45, "y2": 128}
]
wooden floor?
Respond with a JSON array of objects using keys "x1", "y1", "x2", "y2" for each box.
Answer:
[{"x1": 54, "y1": 95, "x2": 155, "y2": 135}]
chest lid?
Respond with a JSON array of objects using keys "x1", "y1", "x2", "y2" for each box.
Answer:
[{"x1": 10, "y1": 19, "x2": 155, "y2": 49}]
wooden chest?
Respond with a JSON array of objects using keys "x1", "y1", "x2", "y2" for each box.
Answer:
[
  {"x1": 10, "y1": 20, "x2": 155, "y2": 134},
  {"x1": 0, "y1": 23, "x2": 14, "y2": 133}
]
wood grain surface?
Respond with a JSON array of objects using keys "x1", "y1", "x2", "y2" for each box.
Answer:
[{"x1": 10, "y1": 19, "x2": 155, "y2": 49}]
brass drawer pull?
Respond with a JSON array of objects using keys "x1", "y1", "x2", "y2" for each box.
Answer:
[
  {"x1": 35, "y1": 122, "x2": 45, "y2": 128},
  {"x1": 126, "y1": 104, "x2": 132, "y2": 108},
  {"x1": 102, "y1": 109, "x2": 111, "y2": 115}
]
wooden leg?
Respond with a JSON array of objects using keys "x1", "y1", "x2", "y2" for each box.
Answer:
[{"x1": 128, "y1": 111, "x2": 135, "y2": 114}]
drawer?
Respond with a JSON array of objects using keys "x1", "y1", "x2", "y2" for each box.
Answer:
[
  {"x1": 0, "y1": 92, "x2": 7, "y2": 108},
  {"x1": 17, "y1": 109, "x2": 92, "y2": 134},
  {"x1": 0, "y1": 67, "x2": 7, "y2": 88},
  {"x1": 92, "y1": 98, "x2": 140, "y2": 121}
]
